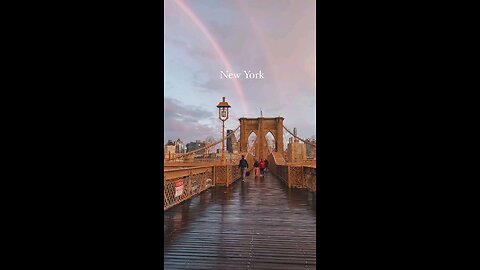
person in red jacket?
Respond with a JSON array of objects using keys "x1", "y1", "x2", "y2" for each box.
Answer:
[{"x1": 259, "y1": 159, "x2": 266, "y2": 176}]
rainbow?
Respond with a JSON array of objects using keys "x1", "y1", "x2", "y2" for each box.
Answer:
[
  {"x1": 174, "y1": 0, "x2": 249, "y2": 116},
  {"x1": 235, "y1": 0, "x2": 316, "y2": 96},
  {"x1": 234, "y1": 0, "x2": 281, "y2": 97}
]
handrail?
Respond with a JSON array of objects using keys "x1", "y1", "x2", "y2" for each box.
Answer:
[{"x1": 164, "y1": 165, "x2": 213, "y2": 173}]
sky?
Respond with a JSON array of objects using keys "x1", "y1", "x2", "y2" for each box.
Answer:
[{"x1": 164, "y1": 0, "x2": 316, "y2": 145}]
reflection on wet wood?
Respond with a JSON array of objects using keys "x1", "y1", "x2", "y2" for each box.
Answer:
[{"x1": 164, "y1": 173, "x2": 316, "y2": 269}]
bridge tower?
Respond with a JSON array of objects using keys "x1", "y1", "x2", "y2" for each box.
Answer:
[{"x1": 239, "y1": 117, "x2": 284, "y2": 161}]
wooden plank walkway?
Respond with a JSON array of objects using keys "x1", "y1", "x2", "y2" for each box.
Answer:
[{"x1": 164, "y1": 172, "x2": 316, "y2": 270}]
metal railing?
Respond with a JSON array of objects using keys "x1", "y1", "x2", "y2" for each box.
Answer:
[
  {"x1": 303, "y1": 165, "x2": 316, "y2": 193},
  {"x1": 165, "y1": 156, "x2": 240, "y2": 164},
  {"x1": 164, "y1": 166, "x2": 214, "y2": 210},
  {"x1": 267, "y1": 153, "x2": 317, "y2": 193},
  {"x1": 164, "y1": 156, "x2": 254, "y2": 210}
]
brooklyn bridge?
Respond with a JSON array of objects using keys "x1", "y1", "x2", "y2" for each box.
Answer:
[{"x1": 164, "y1": 98, "x2": 316, "y2": 269}]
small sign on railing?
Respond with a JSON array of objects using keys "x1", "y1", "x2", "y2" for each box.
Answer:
[{"x1": 175, "y1": 180, "x2": 184, "y2": 197}]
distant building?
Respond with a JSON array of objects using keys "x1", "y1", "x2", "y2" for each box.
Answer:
[
  {"x1": 305, "y1": 138, "x2": 316, "y2": 158},
  {"x1": 186, "y1": 140, "x2": 206, "y2": 154},
  {"x1": 286, "y1": 128, "x2": 307, "y2": 162},
  {"x1": 226, "y1": 130, "x2": 239, "y2": 154},
  {"x1": 164, "y1": 140, "x2": 176, "y2": 159},
  {"x1": 174, "y1": 138, "x2": 186, "y2": 153},
  {"x1": 214, "y1": 151, "x2": 239, "y2": 162},
  {"x1": 266, "y1": 137, "x2": 275, "y2": 152},
  {"x1": 286, "y1": 138, "x2": 307, "y2": 162}
]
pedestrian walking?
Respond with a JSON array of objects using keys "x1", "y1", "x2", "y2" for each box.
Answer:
[
  {"x1": 254, "y1": 160, "x2": 259, "y2": 177},
  {"x1": 259, "y1": 159, "x2": 266, "y2": 177},
  {"x1": 238, "y1": 155, "x2": 249, "y2": 181},
  {"x1": 264, "y1": 159, "x2": 269, "y2": 174}
]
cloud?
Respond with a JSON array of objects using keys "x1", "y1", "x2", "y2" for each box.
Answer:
[
  {"x1": 192, "y1": 73, "x2": 226, "y2": 92},
  {"x1": 164, "y1": 97, "x2": 220, "y2": 143}
]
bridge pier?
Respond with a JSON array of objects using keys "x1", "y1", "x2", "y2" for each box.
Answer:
[{"x1": 239, "y1": 117, "x2": 284, "y2": 161}]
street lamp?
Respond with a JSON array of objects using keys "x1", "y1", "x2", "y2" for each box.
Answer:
[{"x1": 217, "y1": 96, "x2": 231, "y2": 163}]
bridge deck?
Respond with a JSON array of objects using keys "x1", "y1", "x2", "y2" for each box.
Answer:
[{"x1": 164, "y1": 172, "x2": 316, "y2": 269}]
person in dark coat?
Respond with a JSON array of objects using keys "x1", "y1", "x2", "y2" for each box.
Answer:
[{"x1": 238, "y1": 155, "x2": 249, "y2": 181}]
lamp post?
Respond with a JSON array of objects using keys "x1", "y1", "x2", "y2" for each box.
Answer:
[{"x1": 217, "y1": 97, "x2": 231, "y2": 163}]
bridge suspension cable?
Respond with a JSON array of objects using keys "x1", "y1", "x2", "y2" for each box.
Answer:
[
  {"x1": 165, "y1": 125, "x2": 240, "y2": 161},
  {"x1": 283, "y1": 125, "x2": 316, "y2": 147}
]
